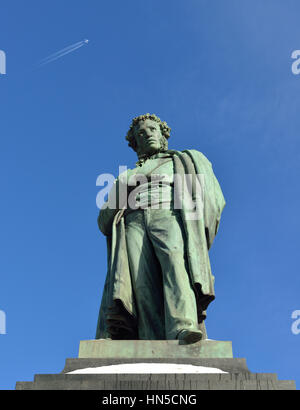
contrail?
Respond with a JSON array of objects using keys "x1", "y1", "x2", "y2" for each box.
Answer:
[
  {"x1": 38, "y1": 39, "x2": 89, "y2": 67},
  {"x1": 39, "y1": 40, "x2": 84, "y2": 64}
]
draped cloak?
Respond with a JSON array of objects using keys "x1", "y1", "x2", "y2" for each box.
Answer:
[{"x1": 95, "y1": 149, "x2": 225, "y2": 339}]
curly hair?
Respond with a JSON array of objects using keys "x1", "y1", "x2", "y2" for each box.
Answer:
[{"x1": 125, "y1": 113, "x2": 171, "y2": 153}]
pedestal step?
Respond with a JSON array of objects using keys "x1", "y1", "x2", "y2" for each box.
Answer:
[
  {"x1": 15, "y1": 340, "x2": 296, "y2": 390},
  {"x1": 16, "y1": 371, "x2": 296, "y2": 390}
]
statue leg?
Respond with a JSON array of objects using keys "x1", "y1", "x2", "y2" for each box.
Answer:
[
  {"x1": 146, "y1": 208, "x2": 200, "y2": 340},
  {"x1": 125, "y1": 210, "x2": 165, "y2": 340}
]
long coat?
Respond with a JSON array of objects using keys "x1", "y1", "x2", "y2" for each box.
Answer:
[{"x1": 95, "y1": 149, "x2": 225, "y2": 339}]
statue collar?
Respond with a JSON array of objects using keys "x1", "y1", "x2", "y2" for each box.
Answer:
[{"x1": 136, "y1": 150, "x2": 175, "y2": 167}]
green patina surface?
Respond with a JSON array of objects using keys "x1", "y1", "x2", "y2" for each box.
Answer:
[
  {"x1": 96, "y1": 114, "x2": 226, "y2": 343},
  {"x1": 79, "y1": 339, "x2": 233, "y2": 359}
]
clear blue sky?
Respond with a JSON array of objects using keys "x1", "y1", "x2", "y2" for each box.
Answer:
[{"x1": 1, "y1": 0, "x2": 300, "y2": 390}]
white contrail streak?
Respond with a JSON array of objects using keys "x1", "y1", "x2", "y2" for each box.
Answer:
[
  {"x1": 38, "y1": 40, "x2": 88, "y2": 67},
  {"x1": 39, "y1": 41, "x2": 84, "y2": 64}
]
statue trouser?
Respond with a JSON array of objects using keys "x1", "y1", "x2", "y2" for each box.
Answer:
[{"x1": 124, "y1": 207, "x2": 199, "y2": 340}]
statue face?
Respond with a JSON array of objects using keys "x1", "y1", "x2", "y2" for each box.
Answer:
[{"x1": 134, "y1": 119, "x2": 163, "y2": 157}]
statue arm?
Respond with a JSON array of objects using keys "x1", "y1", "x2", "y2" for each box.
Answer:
[
  {"x1": 97, "y1": 207, "x2": 117, "y2": 237},
  {"x1": 97, "y1": 170, "x2": 130, "y2": 236},
  {"x1": 97, "y1": 177, "x2": 120, "y2": 236}
]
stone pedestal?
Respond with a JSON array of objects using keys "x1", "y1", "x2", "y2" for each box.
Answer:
[
  {"x1": 78, "y1": 339, "x2": 233, "y2": 359},
  {"x1": 15, "y1": 339, "x2": 296, "y2": 390}
]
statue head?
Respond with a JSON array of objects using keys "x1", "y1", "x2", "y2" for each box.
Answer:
[{"x1": 126, "y1": 113, "x2": 171, "y2": 158}]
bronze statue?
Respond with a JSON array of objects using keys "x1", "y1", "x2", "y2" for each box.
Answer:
[{"x1": 96, "y1": 114, "x2": 225, "y2": 344}]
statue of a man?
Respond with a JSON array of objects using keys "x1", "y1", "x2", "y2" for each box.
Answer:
[{"x1": 96, "y1": 114, "x2": 225, "y2": 344}]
